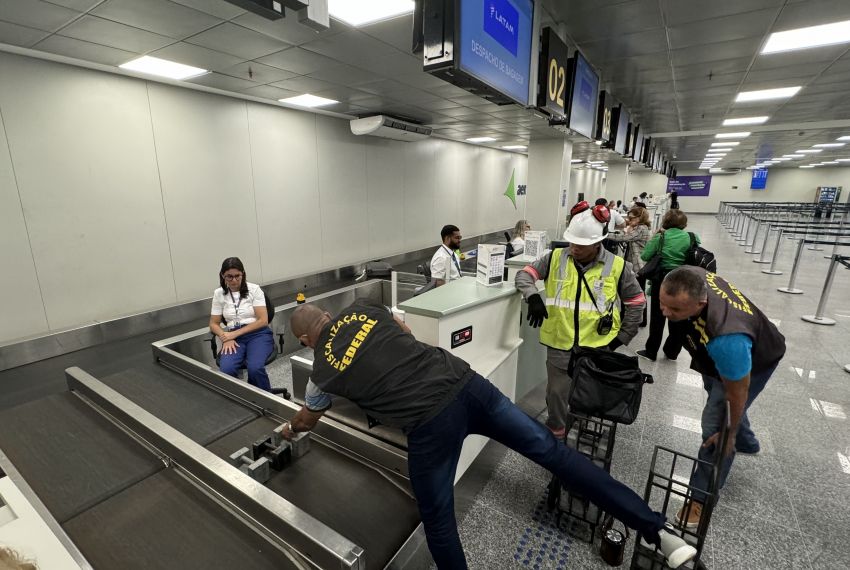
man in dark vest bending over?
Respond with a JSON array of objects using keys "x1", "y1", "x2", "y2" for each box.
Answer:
[
  {"x1": 659, "y1": 267, "x2": 786, "y2": 529},
  {"x1": 281, "y1": 299, "x2": 696, "y2": 569}
]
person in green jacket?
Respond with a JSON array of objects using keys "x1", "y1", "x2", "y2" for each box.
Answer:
[{"x1": 636, "y1": 209, "x2": 700, "y2": 362}]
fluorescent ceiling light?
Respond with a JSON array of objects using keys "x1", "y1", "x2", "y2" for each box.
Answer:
[
  {"x1": 328, "y1": 0, "x2": 414, "y2": 26},
  {"x1": 823, "y1": 161, "x2": 839, "y2": 165},
  {"x1": 796, "y1": 149, "x2": 823, "y2": 153},
  {"x1": 119, "y1": 55, "x2": 207, "y2": 80},
  {"x1": 723, "y1": 116, "x2": 769, "y2": 126},
  {"x1": 501, "y1": 145, "x2": 527, "y2": 150},
  {"x1": 774, "y1": 157, "x2": 791, "y2": 161},
  {"x1": 587, "y1": 161, "x2": 605, "y2": 165},
  {"x1": 571, "y1": 159, "x2": 584, "y2": 163},
  {"x1": 715, "y1": 132, "x2": 750, "y2": 139},
  {"x1": 837, "y1": 136, "x2": 850, "y2": 141},
  {"x1": 709, "y1": 168, "x2": 725, "y2": 173},
  {"x1": 836, "y1": 158, "x2": 850, "y2": 162},
  {"x1": 698, "y1": 166, "x2": 712, "y2": 170},
  {"x1": 800, "y1": 165, "x2": 815, "y2": 168},
  {"x1": 763, "y1": 19, "x2": 850, "y2": 54},
  {"x1": 813, "y1": 143, "x2": 846, "y2": 148},
  {"x1": 705, "y1": 155, "x2": 726, "y2": 158},
  {"x1": 711, "y1": 141, "x2": 739, "y2": 147},
  {"x1": 735, "y1": 87, "x2": 801, "y2": 102},
  {"x1": 783, "y1": 154, "x2": 805, "y2": 158},
  {"x1": 279, "y1": 94, "x2": 339, "y2": 107},
  {"x1": 466, "y1": 136, "x2": 496, "y2": 143}
]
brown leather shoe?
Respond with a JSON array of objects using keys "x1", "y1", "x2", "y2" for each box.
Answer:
[{"x1": 675, "y1": 501, "x2": 703, "y2": 530}]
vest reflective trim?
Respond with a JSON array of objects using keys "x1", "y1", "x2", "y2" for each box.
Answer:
[{"x1": 539, "y1": 248, "x2": 624, "y2": 350}]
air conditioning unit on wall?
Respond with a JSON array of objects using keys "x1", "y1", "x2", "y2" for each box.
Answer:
[{"x1": 350, "y1": 116, "x2": 432, "y2": 142}]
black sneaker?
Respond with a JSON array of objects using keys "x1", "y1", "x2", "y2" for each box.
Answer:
[
  {"x1": 735, "y1": 441, "x2": 761, "y2": 455},
  {"x1": 663, "y1": 351, "x2": 679, "y2": 361},
  {"x1": 636, "y1": 349, "x2": 656, "y2": 362}
]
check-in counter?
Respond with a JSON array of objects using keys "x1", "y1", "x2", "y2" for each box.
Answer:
[
  {"x1": 505, "y1": 255, "x2": 549, "y2": 405},
  {"x1": 398, "y1": 277, "x2": 522, "y2": 482}
]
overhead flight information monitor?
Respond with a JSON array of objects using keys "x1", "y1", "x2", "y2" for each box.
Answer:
[
  {"x1": 457, "y1": 0, "x2": 535, "y2": 105},
  {"x1": 751, "y1": 169, "x2": 768, "y2": 189},
  {"x1": 566, "y1": 51, "x2": 599, "y2": 139},
  {"x1": 611, "y1": 105, "x2": 630, "y2": 155}
]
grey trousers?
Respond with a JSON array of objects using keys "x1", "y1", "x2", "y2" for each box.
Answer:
[{"x1": 545, "y1": 355, "x2": 572, "y2": 430}]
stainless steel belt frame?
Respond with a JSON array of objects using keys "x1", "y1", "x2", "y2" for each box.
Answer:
[{"x1": 65, "y1": 366, "x2": 366, "y2": 570}]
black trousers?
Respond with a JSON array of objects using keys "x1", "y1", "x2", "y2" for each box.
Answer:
[{"x1": 644, "y1": 277, "x2": 685, "y2": 358}]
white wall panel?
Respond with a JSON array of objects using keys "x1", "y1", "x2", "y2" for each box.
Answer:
[
  {"x1": 365, "y1": 139, "x2": 405, "y2": 259},
  {"x1": 148, "y1": 84, "x2": 261, "y2": 301},
  {"x1": 315, "y1": 115, "x2": 369, "y2": 268},
  {"x1": 247, "y1": 103, "x2": 323, "y2": 282},
  {"x1": 0, "y1": 54, "x2": 173, "y2": 331},
  {"x1": 0, "y1": 109, "x2": 48, "y2": 343},
  {"x1": 457, "y1": 144, "x2": 482, "y2": 237},
  {"x1": 403, "y1": 139, "x2": 437, "y2": 252},
  {"x1": 431, "y1": 139, "x2": 460, "y2": 242}
]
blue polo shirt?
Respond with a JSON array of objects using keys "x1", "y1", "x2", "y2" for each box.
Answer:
[{"x1": 706, "y1": 333, "x2": 752, "y2": 381}]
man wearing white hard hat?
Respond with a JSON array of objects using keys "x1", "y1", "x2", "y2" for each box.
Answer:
[{"x1": 515, "y1": 202, "x2": 647, "y2": 437}]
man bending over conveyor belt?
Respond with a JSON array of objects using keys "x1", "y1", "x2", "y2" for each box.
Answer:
[{"x1": 280, "y1": 299, "x2": 696, "y2": 569}]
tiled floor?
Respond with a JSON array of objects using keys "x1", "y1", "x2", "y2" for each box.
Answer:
[{"x1": 451, "y1": 213, "x2": 850, "y2": 569}]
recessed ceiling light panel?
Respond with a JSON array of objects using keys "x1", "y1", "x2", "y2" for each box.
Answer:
[
  {"x1": 466, "y1": 136, "x2": 497, "y2": 143},
  {"x1": 796, "y1": 149, "x2": 823, "y2": 153},
  {"x1": 328, "y1": 0, "x2": 415, "y2": 26},
  {"x1": 279, "y1": 94, "x2": 339, "y2": 107},
  {"x1": 813, "y1": 143, "x2": 846, "y2": 148},
  {"x1": 762, "y1": 19, "x2": 850, "y2": 54},
  {"x1": 735, "y1": 87, "x2": 801, "y2": 102},
  {"x1": 723, "y1": 116, "x2": 769, "y2": 126},
  {"x1": 715, "y1": 132, "x2": 751, "y2": 139},
  {"x1": 711, "y1": 142, "x2": 739, "y2": 147},
  {"x1": 119, "y1": 56, "x2": 208, "y2": 80}
]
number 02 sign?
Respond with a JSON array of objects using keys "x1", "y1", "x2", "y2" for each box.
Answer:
[{"x1": 538, "y1": 27, "x2": 569, "y2": 119}]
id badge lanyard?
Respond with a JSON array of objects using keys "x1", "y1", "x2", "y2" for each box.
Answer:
[
  {"x1": 444, "y1": 245, "x2": 462, "y2": 277},
  {"x1": 229, "y1": 291, "x2": 242, "y2": 328}
]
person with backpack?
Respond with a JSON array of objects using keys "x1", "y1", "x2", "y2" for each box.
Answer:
[
  {"x1": 209, "y1": 257, "x2": 275, "y2": 391},
  {"x1": 636, "y1": 210, "x2": 700, "y2": 362}
]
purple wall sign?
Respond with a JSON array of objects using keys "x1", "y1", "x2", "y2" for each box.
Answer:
[{"x1": 666, "y1": 175, "x2": 711, "y2": 197}]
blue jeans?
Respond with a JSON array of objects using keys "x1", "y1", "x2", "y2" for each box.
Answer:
[
  {"x1": 688, "y1": 363, "x2": 776, "y2": 503},
  {"x1": 219, "y1": 327, "x2": 274, "y2": 391},
  {"x1": 407, "y1": 374, "x2": 666, "y2": 569}
]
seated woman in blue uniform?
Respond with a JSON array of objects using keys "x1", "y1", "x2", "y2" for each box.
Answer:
[{"x1": 208, "y1": 257, "x2": 274, "y2": 391}]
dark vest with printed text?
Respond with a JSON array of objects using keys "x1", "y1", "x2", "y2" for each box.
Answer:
[{"x1": 681, "y1": 269, "x2": 786, "y2": 378}]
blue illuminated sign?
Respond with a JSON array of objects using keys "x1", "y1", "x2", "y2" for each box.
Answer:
[
  {"x1": 568, "y1": 53, "x2": 599, "y2": 139},
  {"x1": 751, "y1": 169, "x2": 768, "y2": 190},
  {"x1": 484, "y1": 0, "x2": 518, "y2": 56},
  {"x1": 459, "y1": 0, "x2": 534, "y2": 105}
]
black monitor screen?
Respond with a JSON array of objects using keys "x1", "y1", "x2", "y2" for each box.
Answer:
[
  {"x1": 612, "y1": 106, "x2": 630, "y2": 155},
  {"x1": 566, "y1": 51, "x2": 599, "y2": 139}
]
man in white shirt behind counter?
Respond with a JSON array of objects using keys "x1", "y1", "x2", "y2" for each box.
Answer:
[{"x1": 430, "y1": 224, "x2": 463, "y2": 286}]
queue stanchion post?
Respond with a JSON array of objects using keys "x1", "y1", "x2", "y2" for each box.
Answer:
[
  {"x1": 737, "y1": 215, "x2": 751, "y2": 244},
  {"x1": 754, "y1": 224, "x2": 774, "y2": 263},
  {"x1": 844, "y1": 364, "x2": 850, "y2": 374},
  {"x1": 745, "y1": 220, "x2": 761, "y2": 253},
  {"x1": 762, "y1": 228, "x2": 785, "y2": 275},
  {"x1": 778, "y1": 238, "x2": 806, "y2": 294},
  {"x1": 801, "y1": 254, "x2": 844, "y2": 325}
]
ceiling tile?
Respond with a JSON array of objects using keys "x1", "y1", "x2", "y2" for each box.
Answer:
[
  {"x1": 673, "y1": 38, "x2": 763, "y2": 67},
  {"x1": 256, "y1": 46, "x2": 338, "y2": 74},
  {"x1": 92, "y1": 0, "x2": 223, "y2": 39},
  {"x1": 187, "y1": 71, "x2": 257, "y2": 91},
  {"x1": 220, "y1": 61, "x2": 298, "y2": 84},
  {"x1": 33, "y1": 34, "x2": 136, "y2": 66},
  {"x1": 754, "y1": 44, "x2": 848, "y2": 70},
  {"x1": 661, "y1": 0, "x2": 783, "y2": 26},
  {"x1": 59, "y1": 15, "x2": 174, "y2": 53},
  {"x1": 240, "y1": 84, "x2": 299, "y2": 100},
  {"x1": 231, "y1": 10, "x2": 345, "y2": 46},
  {"x1": 0, "y1": 20, "x2": 50, "y2": 47},
  {"x1": 0, "y1": 0, "x2": 80, "y2": 32},
  {"x1": 48, "y1": 0, "x2": 102, "y2": 9},
  {"x1": 550, "y1": 0, "x2": 662, "y2": 43},
  {"x1": 394, "y1": 71, "x2": 447, "y2": 90},
  {"x1": 270, "y1": 75, "x2": 339, "y2": 93},
  {"x1": 668, "y1": 10, "x2": 775, "y2": 50},
  {"x1": 151, "y1": 41, "x2": 244, "y2": 72},
  {"x1": 355, "y1": 50, "x2": 420, "y2": 76},
  {"x1": 169, "y1": 0, "x2": 246, "y2": 20},
  {"x1": 307, "y1": 63, "x2": 382, "y2": 86},
  {"x1": 185, "y1": 22, "x2": 290, "y2": 59},
  {"x1": 300, "y1": 30, "x2": 397, "y2": 66},
  {"x1": 359, "y1": 13, "x2": 414, "y2": 52},
  {"x1": 772, "y1": 0, "x2": 850, "y2": 32},
  {"x1": 579, "y1": 28, "x2": 669, "y2": 62}
]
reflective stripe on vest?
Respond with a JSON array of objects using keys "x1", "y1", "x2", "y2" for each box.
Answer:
[{"x1": 539, "y1": 248, "x2": 624, "y2": 350}]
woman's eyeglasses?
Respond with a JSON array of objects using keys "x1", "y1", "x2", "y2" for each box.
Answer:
[{"x1": 223, "y1": 274, "x2": 243, "y2": 281}]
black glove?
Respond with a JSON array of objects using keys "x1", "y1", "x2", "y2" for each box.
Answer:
[
  {"x1": 526, "y1": 294, "x2": 548, "y2": 328},
  {"x1": 607, "y1": 338, "x2": 623, "y2": 351}
]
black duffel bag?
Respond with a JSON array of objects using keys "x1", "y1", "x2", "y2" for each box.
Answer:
[{"x1": 567, "y1": 346, "x2": 653, "y2": 425}]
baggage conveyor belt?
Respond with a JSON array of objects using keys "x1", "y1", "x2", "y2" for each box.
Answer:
[
  {"x1": 0, "y1": 391, "x2": 299, "y2": 570},
  {"x1": 99, "y1": 365, "x2": 420, "y2": 570}
]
